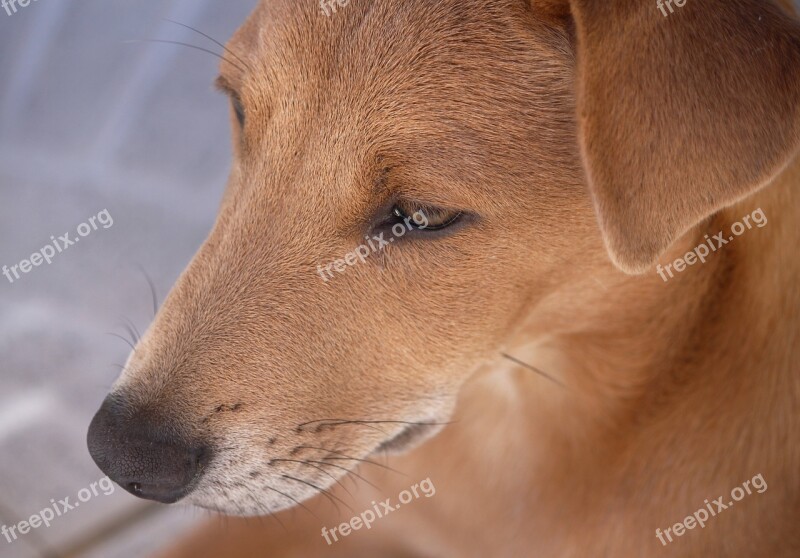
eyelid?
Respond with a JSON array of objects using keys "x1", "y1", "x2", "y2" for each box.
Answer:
[
  {"x1": 395, "y1": 200, "x2": 460, "y2": 221},
  {"x1": 214, "y1": 75, "x2": 238, "y2": 96},
  {"x1": 391, "y1": 202, "x2": 465, "y2": 232},
  {"x1": 215, "y1": 76, "x2": 246, "y2": 128},
  {"x1": 231, "y1": 96, "x2": 246, "y2": 127},
  {"x1": 215, "y1": 77, "x2": 244, "y2": 107}
]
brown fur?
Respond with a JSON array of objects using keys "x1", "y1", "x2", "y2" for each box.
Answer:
[{"x1": 103, "y1": 0, "x2": 800, "y2": 556}]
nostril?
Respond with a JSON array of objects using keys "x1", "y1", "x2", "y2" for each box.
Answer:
[
  {"x1": 113, "y1": 445, "x2": 209, "y2": 504},
  {"x1": 192, "y1": 447, "x2": 206, "y2": 466},
  {"x1": 87, "y1": 395, "x2": 211, "y2": 504}
]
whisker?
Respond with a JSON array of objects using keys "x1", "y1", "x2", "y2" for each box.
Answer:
[
  {"x1": 206, "y1": 503, "x2": 224, "y2": 516},
  {"x1": 201, "y1": 485, "x2": 241, "y2": 523},
  {"x1": 106, "y1": 332, "x2": 136, "y2": 352},
  {"x1": 243, "y1": 491, "x2": 286, "y2": 532},
  {"x1": 163, "y1": 19, "x2": 252, "y2": 73},
  {"x1": 501, "y1": 353, "x2": 565, "y2": 388},
  {"x1": 263, "y1": 484, "x2": 320, "y2": 521},
  {"x1": 121, "y1": 317, "x2": 140, "y2": 345},
  {"x1": 305, "y1": 459, "x2": 380, "y2": 490},
  {"x1": 310, "y1": 421, "x2": 390, "y2": 436},
  {"x1": 123, "y1": 39, "x2": 247, "y2": 74},
  {"x1": 239, "y1": 500, "x2": 269, "y2": 531},
  {"x1": 281, "y1": 475, "x2": 353, "y2": 514},
  {"x1": 230, "y1": 497, "x2": 250, "y2": 518},
  {"x1": 270, "y1": 459, "x2": 354, "y2": 498},
  {"x1": 135, "y1": 264, "x2": 159, "y2": 318},
  {"x1": 299, "y1": 419, "x2": 452, "y2": 428},
  {"x1": 324, "y1": 457, "x2": 411, "y2": 478},
  {"x1": 297, "y1": 419, "x2": 454, "y2": 437},
  {"x1": 296, "y1": 445, "x2": 406, "y2": 476}
]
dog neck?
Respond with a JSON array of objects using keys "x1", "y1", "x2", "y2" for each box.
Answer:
[
  {"x1": 452, "y1": 155, "x2": 800, "y2": 553},
  {"x1": 506, "y1": 153, "x2": 800, "y2": 465}
]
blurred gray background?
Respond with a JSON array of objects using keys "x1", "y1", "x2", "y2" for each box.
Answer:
[
  {"x1": 0, "y1": 0, "x2": 258, "y2": 556},
  {"x1": 7, "y1": 1, "x2": 800, "y2": 557}
]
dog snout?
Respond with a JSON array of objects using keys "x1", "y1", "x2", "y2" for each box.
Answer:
[{"x1": 87, "y1": 396, "x2": 209, "y2": 504}]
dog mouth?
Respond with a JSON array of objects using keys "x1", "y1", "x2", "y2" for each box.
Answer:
[
  {"x1": 374, "y1": 422, "x2": 442, "y2": 454},
  {"x1": 179, "y1": 420, "x2": 450, "y2": 515}
]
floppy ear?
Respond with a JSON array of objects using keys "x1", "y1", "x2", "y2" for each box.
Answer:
[{"x1": 536, "y1": 0, "x2": 800, "y2": 272}]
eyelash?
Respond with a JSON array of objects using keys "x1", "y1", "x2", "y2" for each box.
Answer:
[
  {"x1": 387, "y1": 203, "x2": 464, "y2": 233},
  {"x1": 231, "y1": 95, "x2": 245, "y2": 128}
]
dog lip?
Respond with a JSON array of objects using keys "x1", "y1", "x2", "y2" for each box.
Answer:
[
  {"x1": 174, "y1": 448, "x2": 212, "y2": 501},
  {"x1": 374, "y1": 423, "x2": 438, "y2": 453}
]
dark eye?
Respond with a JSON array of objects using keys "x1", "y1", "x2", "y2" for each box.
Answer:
[
  {"x1": 391, "y1": 202, "x2": 463, "y2": 231},
  {"x1": 231, "y1": 95, "x2": 245, "y2": 128}
]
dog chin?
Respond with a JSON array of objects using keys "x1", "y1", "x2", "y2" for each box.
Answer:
[{"x1": 186, "y1": 485, "x2": 305, "y2": 517}]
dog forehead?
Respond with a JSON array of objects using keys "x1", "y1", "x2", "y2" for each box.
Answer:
[
  {"x1": 228, "y1": 1, "x2": 569, "y2": 132},
  {"x1": 222, "y1": 0, "x2": 575, "y2": 204},
  {"x1": 231, "y1": 0, "x2": 546, "y2": 82}
]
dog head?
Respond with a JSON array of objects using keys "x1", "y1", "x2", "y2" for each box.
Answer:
[{"x1": 88, "y1": 0, "x2": 800, "y2": 514}]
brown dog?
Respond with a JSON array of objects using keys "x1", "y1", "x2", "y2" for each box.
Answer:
[{"x1": 88, "y1": 0, "x2": 800, "y2": 556}]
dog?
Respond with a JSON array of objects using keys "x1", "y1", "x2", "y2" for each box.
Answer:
[{"x1": 88, "y1": 0, "x2": 800, "y2": 556}]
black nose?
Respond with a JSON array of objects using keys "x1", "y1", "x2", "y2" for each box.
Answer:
[{"x1": 87, "y1": 395, "x2": 209, "y2": 504}]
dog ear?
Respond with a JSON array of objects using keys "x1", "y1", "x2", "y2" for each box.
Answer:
[{"x1": 533, "y1": 0, "x2": 800, "y2": 272}]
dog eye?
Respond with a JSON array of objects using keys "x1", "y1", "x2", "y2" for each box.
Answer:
[
  {"x1": 392, "y1": 202, "x2": 463, "y2": 231},
  {"x1": 231, "y1": 95, "x2": 245, "y2": 128}
]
